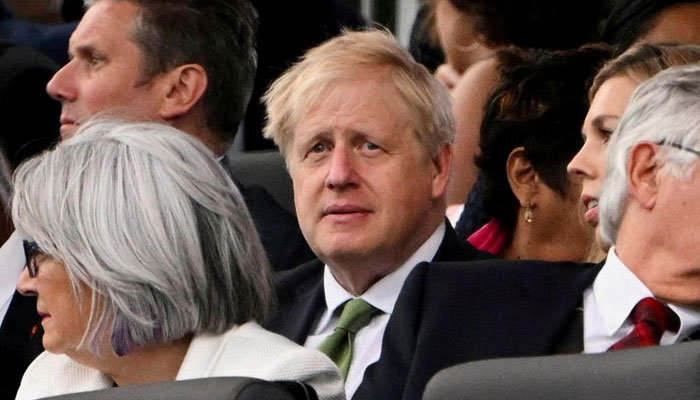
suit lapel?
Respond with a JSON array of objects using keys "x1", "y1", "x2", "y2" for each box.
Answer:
[{"x1": 266, "y1": 260, "x2": 326, "y2": 344}]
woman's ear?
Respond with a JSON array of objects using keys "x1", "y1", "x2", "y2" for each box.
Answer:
[
  {"x1": 158, "y1": 64, "x2": 208, "y2": 120},
  {"x1": 506, "y1": 146, "x2": 538, "y2": 205}
]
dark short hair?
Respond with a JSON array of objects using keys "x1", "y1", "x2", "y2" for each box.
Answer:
[
  {"x1": 446, "y1": 0, "x2": 603, "y2": 49},
  {"x1": 601, "y1": 0, "x2": 700, "y2": 54},
  {"x1": 475, "y1": 44, "x2": 612, "y2": 230},
  {"x1": 87, "y1": 0, "x2": 258, "y2": 142}
]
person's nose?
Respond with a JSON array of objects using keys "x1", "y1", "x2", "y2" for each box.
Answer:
[
  {"x1": 567, "y1": 143, "x2": 594, "y2": 181},
  {"x1": 46, "y1": 61, "x2": 78, "y2": 103},
  {"x1": 16, "y1": 266, "x2": 37, "y2": 297},
  {"x1": 325, "y1": 147, "x2": 359, "y2": 190}
]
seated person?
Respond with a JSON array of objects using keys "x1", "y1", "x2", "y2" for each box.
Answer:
[
  {"x1": 434, "y1": 0, "x2": 604, "y2": 205},
  {"x1": 463, "y1": 44, "x2": 610, "y2": 261},
  {"x1": 12, "y1": 120, "x2": 344, "y2": 400},
  {"x1": 262, "y1": 29, "x2": 487, "y2": 398},
  {"x1": 359, "y1": 62, "x2": 700, "y2": 400},
  {"x1": 568, "y1": 42, "x2": 700, "y2": 247}
]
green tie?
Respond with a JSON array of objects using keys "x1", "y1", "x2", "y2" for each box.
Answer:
[{"x1": 317, "y1": 298, "x2": 381, "y2": 379}]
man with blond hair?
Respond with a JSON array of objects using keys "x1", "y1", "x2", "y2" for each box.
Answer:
[{"x1": 262, "y1": 29, "x2": 486, "y2": 398}]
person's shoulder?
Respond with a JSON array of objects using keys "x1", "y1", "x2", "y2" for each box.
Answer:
[
  {"x1": 228, "y1": 322, "x2": 326, "y2": 361},
  {"x1": 16, "y1": 351, "x2": 109, "y2": 400},
  {"x1": 218, "y1": 323, "x2": 345, "y2": 400},
  {"x1": 402, "y1": 258, "x2": 599, "y2": 299},
  {"x1": 427, "y1": 258, "x2": 599, "y2": 279},
  {"x1": 19, "y1": 351, "x2": 71, "y2": 380}
]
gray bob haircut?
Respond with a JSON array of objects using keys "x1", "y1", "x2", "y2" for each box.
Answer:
[
  {"x1": 599, "y1": 63, "x2": 700, "y2": 245},
  {"x1": 12, "y1": 119, "x2": 274, "y2": 356},
  {"x1": 262, "y1": 29, "x2": 454, "y2": 160}
]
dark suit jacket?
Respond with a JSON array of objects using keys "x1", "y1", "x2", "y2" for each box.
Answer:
[
  {"x1": 220, "y1": 157, "x2": 315, "y2": 272},
  {"x1": 264, "y1": 222, "x2": 490, "y2": 344},
  {"x1": 353, "y1": 259, "x2": 603, "y2": 400},
  {"x1": 0, "y1": 41, "x2": 60, "y2": 399},
  {"x1": 0, "y1": 291, "x2": 43, "y2": 398}
]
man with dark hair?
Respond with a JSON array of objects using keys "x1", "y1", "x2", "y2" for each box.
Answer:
[
  {"x1": 0, "y1": 1, "x2": 311, "y2": 396},
  {"x1": 46, "y1": 0, "x2": 312, "y2": 272}
]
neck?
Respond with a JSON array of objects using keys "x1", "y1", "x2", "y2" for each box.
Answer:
[
  {"x1": 504, "y1": 215, "x2": 592, "y2": 262},
  {"x1": 67, "y1": 335, "x2": 192, "y2": 387},
  {"x1": 616, "y1": 218, "x2": 700, "y2": 307},
  {"x1": 170, "y1": 118, "x2": 231, "y2": 157},
  {"x1": 326, "y1": 217, "x2": 443, "y2": 295}
]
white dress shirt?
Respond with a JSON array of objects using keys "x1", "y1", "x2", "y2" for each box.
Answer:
[
  {"x1": 583, "y1": 247, "x2": 700, "y2": 353},
  {"x1": 304, "y1": 223, "x2": 446, "y2": 399},
  {"x1": 0, "y1": 231, "x2": 27, "y2": 324}
]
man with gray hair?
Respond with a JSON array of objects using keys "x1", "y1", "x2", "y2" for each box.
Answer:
[
  {"x1": 262, "y1": 29, "x2": 487, "y2": 398},
  {"x1": 354, "y1": 63, "x2": 700, "y2": 400},
  {"x1": 594, "y1": 62, "x2": 700, "y2": 324}
]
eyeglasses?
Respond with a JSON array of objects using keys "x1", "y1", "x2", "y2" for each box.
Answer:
[
  {"x1": 657, "y1": 140, "x2": 700, "y2": 157},
  {"x1": 22, "y1": 240, "x2": 42, "y2": 278}
]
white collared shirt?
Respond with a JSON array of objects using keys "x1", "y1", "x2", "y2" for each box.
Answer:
[
  {"x1": 583, "y1": 247, "x2": 700, "y2": 353},
  {"x1": 0, "y1": 231, "x2": 27, "y2": 324},
  {"x1": 304, "y1": 223, "x2": 446, "y2": 399}
]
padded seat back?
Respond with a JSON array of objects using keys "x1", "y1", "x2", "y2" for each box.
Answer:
[
  {"x1": 424, "y1": 341, "x2": 700, "y2": 400},
  {"x1": 41, "y1": 377, "x2": 318, "y2": 400},
  {"x1": 226, "y1": 150, "x2": 295, "y2": 215}
]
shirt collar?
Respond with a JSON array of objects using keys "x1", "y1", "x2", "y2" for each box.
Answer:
[
  {"x1": 315, "y1": 222, "x2": 446, "y2": 332},
  {"x1": 595, "y1": 246, "x2": 700, "y2": 341}
]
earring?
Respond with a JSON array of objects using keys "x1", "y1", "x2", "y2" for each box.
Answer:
[{"x1": 524, "y1": 201, "x2": 534, "y2": 223}]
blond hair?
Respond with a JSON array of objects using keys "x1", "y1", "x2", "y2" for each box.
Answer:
[{"x1": 263, "y1": 29, "x2": 454, "y2": 159}]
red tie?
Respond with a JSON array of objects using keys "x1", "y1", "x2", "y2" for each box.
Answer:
[{"x1": 608, "y1": 297, "x2": 680, "y2": 351}]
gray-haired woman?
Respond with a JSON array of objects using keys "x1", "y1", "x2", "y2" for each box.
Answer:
[{"x1": 13, "y1": 120, "x2": 344, "y2": 400}]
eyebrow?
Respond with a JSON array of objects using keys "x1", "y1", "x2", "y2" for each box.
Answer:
[
  {"x1": 74, "y1": 44, "x2": 99, "y2": 57},
  {"x1": 590, "y1": 114, "x2": 620, "y2": 127}
]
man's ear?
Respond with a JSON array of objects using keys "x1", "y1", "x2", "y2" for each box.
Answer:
[
  {"x1": 506, "y1": 147, "x2": 538, "y2": 205},
  {"x1": 159, "y1": 64, "x2": 208, "y2": 120},
  {"x1": 431, "y1": 143, "x2": 453, "y2": 199},
  {"x1": 627, "y1": 142, "x2": 660, "y2": 209}
]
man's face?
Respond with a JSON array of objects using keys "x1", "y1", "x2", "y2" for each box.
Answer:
[
  {"x1": 46, "y1": 0, "x2": 165, "y2": 139},
  {"x1": 622, "y1": 152, "x2": 700, "y2": 306},
  {"x1": 288, "y1": 68, "x2": 449, "y2": 273}
]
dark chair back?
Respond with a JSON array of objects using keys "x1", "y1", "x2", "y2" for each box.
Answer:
[
  {"x1": 41, "y1": 377, "x2": 318, "y2": 400},
  {"x1": 226, "y1": 150, "x2": 294, "y2": 215},
  {"x1": 424, "y1": 341, "x2": 700, "y2": 400}
]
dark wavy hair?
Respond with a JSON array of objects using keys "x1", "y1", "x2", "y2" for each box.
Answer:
[
  {"x1": 474, "y1": 44, "x2": 612, "y2": 231},
  {"x1": 601, "y1": 0, "x2": 700, "y2": 55},
  {"x1": 446, "y1": 0, "x2": 604, "y2": 49}
]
